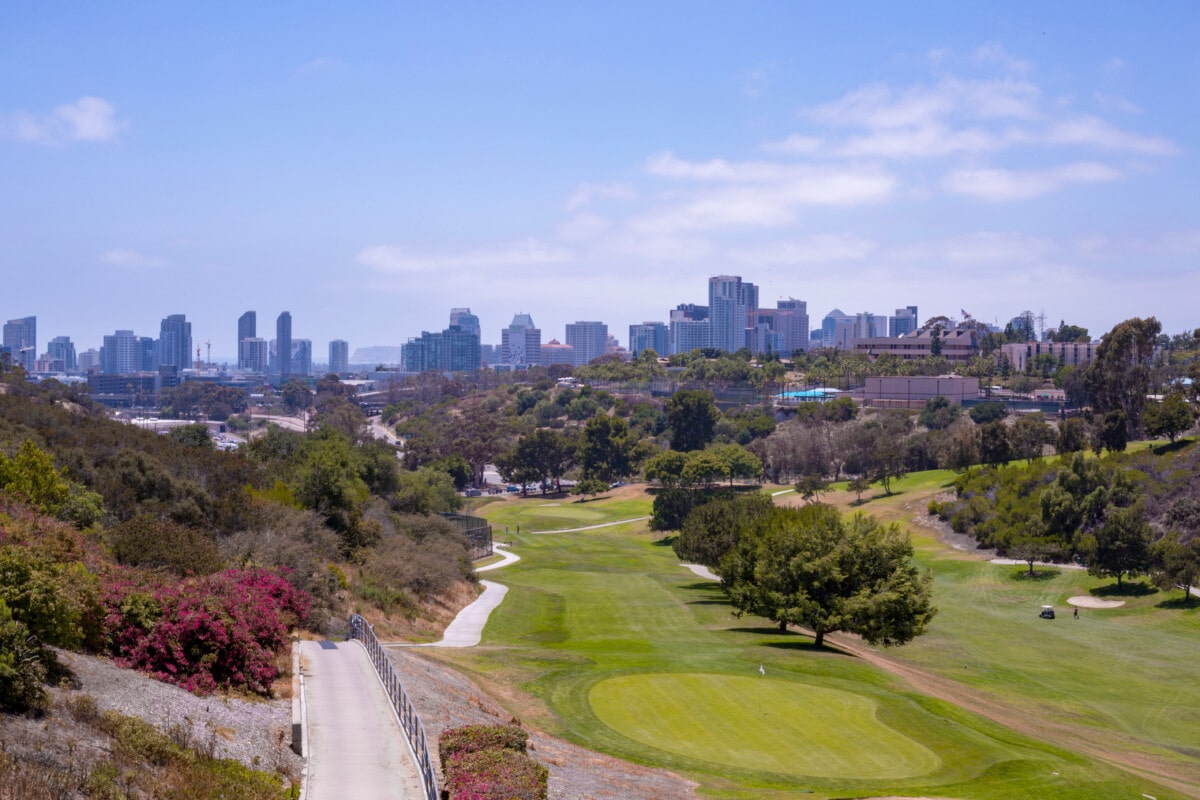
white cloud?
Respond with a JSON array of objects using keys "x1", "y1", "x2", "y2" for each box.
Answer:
[
  {"x1": 630, "y1": 161, "x2": 895, "y2": 234},
  {"x1": 941, "y1": 162, "x2": 1121, "y2": 201},
  {"x1": 972, "y1": 42, "x2": 1033, "y2": 75},
  {"x1": 761, "y1": 134, "x2": 823, "y2": 155},
  {"x1": 805, "y1": 77, "x2": 1042, "y2": 130},
  {"x1": 358, "y1": 238, "x2": 572, "y2": 273},
  {"x1": 8, "y1": 97, "x2": 123, "y2": 144},
  {"x1": 1093, "y1": 92, "x2": 1142, "y2": 114},
  {"x1": 728, "y1": 234, "x2": 878, "y2": 265},
  {"x1": 564, "y1": 182, "x2": 635, "y2": 211},
  {"x1": 1044, "y1": 115, "x2": 1175, "y2": 155},
  {"x1": 99, "y1": 248, "x2": 169, "y2": 269},
  {"x1": 886, "y1": 231, "x2": 1056, "y2": 266},
  {"x1": 557, "y1": 212, "x2": 611, "y2": 242}
]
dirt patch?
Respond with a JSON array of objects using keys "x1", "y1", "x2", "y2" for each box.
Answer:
[{"x1": 1068, "y1": 596, "x2": 1126, "y2": 609}]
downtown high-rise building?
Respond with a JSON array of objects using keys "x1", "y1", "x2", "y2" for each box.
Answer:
[
  {"x1": 47, "y1": 336, "x2": 77, "y2": 371},
  {"x1": 775, "y1": 299, "x2": 810, "y2": 354},
  {"x1": 158, "y1": 314, "x2": 192, "y2": 371},
  {"x1": 449, "y1": 308, "x2": 481, "y2": 338},
  {"x1": 565, "y1": 321, "x2": 608, "y2": 367},
  {"x1": 329, "y1": 339, "x2": 350, "y2": 374},
  {"x1": 628, "y1": 322, "x2": 669, "y2": 358},
  {"x1": 237, "y1": 311, "x2": 256, "y2": 369},
  {"x1": 100, "y1": 330, "x2": 141, "y2": 374},
  {"x1": 276, "y1": 311, "x2": 292, "y2": 381},
  {"x1": 241, "y1": 338, "x2": 269, "y2": 373},
  {"x1": 3, "y1": 316, "x2": 36, "y2": 371},
  {"x1": 501, "y1": 313, "x2": 541, "y2": 370},
  {"x1": 708, "y1": 275, "x2": 755, "y2": 354},
  {"x1": 889, "y1": 306, "x2": 919, "y2": 338}
]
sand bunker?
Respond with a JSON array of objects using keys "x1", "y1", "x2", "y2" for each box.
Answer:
[{"x1": 1068, "y1": 596, "x2": 1126, "y2": 609}]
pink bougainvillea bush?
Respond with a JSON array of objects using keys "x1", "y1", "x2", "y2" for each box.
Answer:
[
  {"x1": 440, "y1": 724, "x2": 547, "y2": 800},
  {"x1": 439, "y1": 723, "x2": 528, "y2": 763},
  {"x1": 103, "y1": 566, "x2": 310, "y2": 695},
  {"x1": 444, "y1": 747, "x2": 548, "y2": 800}
]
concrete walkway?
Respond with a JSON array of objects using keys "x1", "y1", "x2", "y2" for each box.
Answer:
[
  {"x1": 681, "y1": 563, "x2": 719, "y2": 582},
  {"x1": 384, "y1": 545, "x2": 519, "y2": 649},
  {"x1": 528, "y1": 516, "x2": 649, "y2": 534},
  {"x1": 301, "y1": 639, "x2": 424, "y2": 800}
]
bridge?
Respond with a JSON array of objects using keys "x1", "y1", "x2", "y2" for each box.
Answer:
[{"x1": 298, "y1": 618, "x2": 439, "y2": 800}]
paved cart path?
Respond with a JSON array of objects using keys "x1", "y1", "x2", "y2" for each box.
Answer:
[{"x1": 301, "y1": 639, "x2": 425, "y2": 799}]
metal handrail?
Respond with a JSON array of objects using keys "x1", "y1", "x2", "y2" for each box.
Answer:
[{"x1": 348, "y1": 615, "x2": 439, "y2": 800}]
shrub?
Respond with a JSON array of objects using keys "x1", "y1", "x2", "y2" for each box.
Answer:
[
  {"x1": 104, "y1": 567, "x2": 310, "y2": 695},
  {"x1": 439, "y1": 724, "x2": 528, "y2": 763},
  {"x1": 0, "y1": 598, "x2": 48, "y2": 712},
  {"x1": 445, "y1": 748, "x2": 548, "y2": 800}
]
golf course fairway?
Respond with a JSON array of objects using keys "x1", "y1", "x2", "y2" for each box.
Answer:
[{"x1": 588, "y1": 672, "x2": 941, "y2": 779}]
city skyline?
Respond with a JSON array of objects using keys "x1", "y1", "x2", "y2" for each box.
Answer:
[{"x1": 3, "y1": 4, "x2": 1198, "y2": 351}]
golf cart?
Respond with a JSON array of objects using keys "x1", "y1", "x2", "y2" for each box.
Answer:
[{"x1": 1038, "y1": 605, "x2": 1055, "y2": 620}]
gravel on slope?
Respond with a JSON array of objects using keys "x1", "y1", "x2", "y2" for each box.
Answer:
[{"x1": 52, "y1": 649, "x2": 302, "y2": 776}]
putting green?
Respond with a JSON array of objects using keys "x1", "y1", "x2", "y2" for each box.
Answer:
[{"x1": 589, "y1": 673, "x2": 941, "y2": 779}]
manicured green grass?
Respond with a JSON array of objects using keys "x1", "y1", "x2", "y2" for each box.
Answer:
[
  {"x1": 411, "y1": 489, "x2": 1198, "y2": 799},
  {"x1": 484, "y1": 495, "x2": 650, "y2": 533},
  {"x1": 589, "y1": 673, "x2": 941, "y2": 779}
]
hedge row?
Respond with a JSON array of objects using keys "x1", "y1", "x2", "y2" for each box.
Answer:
[{"x1": 440, "y1": 724, "x2": 546, "y2": 800}]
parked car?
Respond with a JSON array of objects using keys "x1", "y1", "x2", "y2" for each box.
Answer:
[
  {"x1": 464, "y1": 489, "x2": 482, "y2": 497},
  {"x1": 506, "y1": 485, "x2": 520, "y2": 493},
  {"x1": 609, "y1": 481, "x2": 626, "y2": 489}
]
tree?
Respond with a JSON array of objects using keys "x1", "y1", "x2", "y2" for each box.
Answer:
[
  {"x1": 1056, "y1": 417, "x2": 1088, "y2": 455},
  {"x1": 1050, "y1": 322, "x2": 1090, "y2": 343},
  {"x1": 667, "y1": 390, "x2": 719, "y2": 452},
  {"x1": 672, "y1": 492, "x2": 772, "y2": 568},
  {"x1": 1151, "y1": 532, "x2": 1200, "y2": 601},
  {"x1": 918, "y1": 396, "x2": 960, "y2": 430},
  {"x1": 720, "y1": 505, "x2": 936, "y2": 647},
  {"x1": 680, "y1": 450, "x2": 727, "y2": 488},
  {"x1": 579, "y1": 415, "x2": 639, "y2": 483},
  {"x1": 1010, "y1": 413, "x2": 1053, "y2": 464},
  {"x1": 847, "y1": 476, "x2": 870, "y2": 504},
  {"x1": 643, "y1": 450, "x2": 689, "y2": 487},
  {"x1": 709, "y1": 443, "x2": 763, "y2": 486},
  {"x1": 1143, "y1": 392, "x2": 1195, "y2": 442},
  {"x1": 939, "y1": 420, "x2": 981, "y2": 472},
  {"x1": 979, "y1": 420, "x2": 1012, "y2": 466},
  {"x1": 280, "y1": 379, "x2": 315, "y2": 415},
  {"x1": 1084, "y1": 316, "x2": 1161, "y2": 436},
  {"x1": 794, "y1": 473, "x2": 829, "y2": 503},
  {"x1": 169, "y1": 423, "x2": 213, "y2": 449},
  {"x1": 1080, "y1": 506, "x2": 1152, "y2": 587},
  {"x1": 573, "y1": 478, "x2": 609, "y2": 502},
  {"x1": 1095, "y1": 409, "x2": 1128, "y2": 453},
  {"x1": 969, "y1": 401, "x2": 1008, "y2": 425}
]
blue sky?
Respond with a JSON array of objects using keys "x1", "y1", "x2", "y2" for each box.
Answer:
[{"x1": 2, "y1": 2, "x2": 1198, "y2": 359}]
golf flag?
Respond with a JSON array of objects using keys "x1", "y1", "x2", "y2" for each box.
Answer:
[{"x1": 758, "y1": 664, "x2": 765, "y2": 676}]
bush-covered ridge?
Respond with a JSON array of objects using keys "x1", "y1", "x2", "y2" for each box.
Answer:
[{"x1": 929, "y1": 441, "x2": 1200, "y2": 595}]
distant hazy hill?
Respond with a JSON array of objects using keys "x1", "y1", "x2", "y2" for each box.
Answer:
[{"x1": 352, "y1": 346, "x2": 403, "y2": 364}]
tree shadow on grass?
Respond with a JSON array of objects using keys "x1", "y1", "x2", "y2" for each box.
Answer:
[
  {"x1": 1006, "y1": 568, "x2": 1061, "y2": 582},
  {"x1": 1092, "y1": 580, "x2": 1157, "y2": 597},
  {"x1": 651, "y1": 535, "x2": 676, "y2": 547},
  {"x1": 1155, "y1": 595, "x2": 1198, "y2": 610},
  {"x1": 765, "y1": 639, "x2": 852, "y2": 656},
  {"x1": 1152, "y1": 438, "x2": 1192, "y2": 456}
]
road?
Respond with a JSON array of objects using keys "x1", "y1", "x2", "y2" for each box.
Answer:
[{"x1": 301, "y1": 639, "x2": 425, "y2": 800}]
